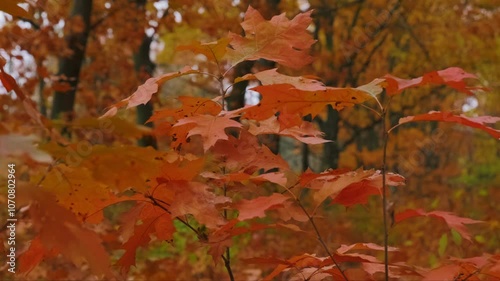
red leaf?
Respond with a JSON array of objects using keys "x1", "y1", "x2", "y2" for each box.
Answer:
[
  {"x1": 383, "y1": 67, "x2": 487, "y2": 96},
  {"x1": 309, "y1": 169, "x2": 376, "y2": 209},
  {"x1": 394, "y1": 209, "x2": 483, "y2": 241},
  {"x1": 117, "y1": 204, "x2": 174, "y2": 274},
  {"x1": 225, "y1": 7, "x2": 316, "y2": 69},
  {"x1": 399, "y1": 111, "x2": 500, "y2": 139},
  {"x1": 332, "y1": 172, "x2": 405, "y2": 207},
  {"x1": 235, "y1": 193, "x2": 289, "y2": 220},
  {"x1": 211, "y1": 131, "x2": 289, "y2": 173}
]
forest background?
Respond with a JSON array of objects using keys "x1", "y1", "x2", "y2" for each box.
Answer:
[{"x1": 0, "y1": 0, "x2": 499, "y2": 280}]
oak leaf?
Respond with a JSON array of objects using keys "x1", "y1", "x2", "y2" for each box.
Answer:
[
  {"x1": 173, "y1": 114, "x2": 242, "y2": 151},
  {"x1": 399, "y1": 111, "x2": 500, "y2": 139},
  {"x1": 240, "y1": 84, "x2": 373, "y2": 120},
  {"x1": 102, "y1": 66, "x2": 200, "y2": 117},
  {"x1": 236, "y1": 68, "x2": 325, "y2": 91},
  {"x1": 235, "y1": 193, "x2": 289, "y2": 221},
  {"x1": 225, "y1": 7, "x2": 315, "y2": 69},
  {"x1": 211, "y1": 130, "x2": 289, "y2": 173},
  {"x1": 394, "y1": 209, "x2": 483, "y2": 241},
  {"x1": 383, "y1": 67, "x2": 487, "y2": 96},
  {"x1": 18, "y1": 184, "x2": 113, "y2": 278},
  {"x1": 248, "y1": 116, "x2": 330, "y2": 144}
]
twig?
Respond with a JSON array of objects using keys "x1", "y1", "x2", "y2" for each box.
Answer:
[
  {"x1": 282, "y1": 185, "x2": 349, "y2": 281},
  {"x1": 381, "y1": 98, "x2": 392, "y2": 281}
]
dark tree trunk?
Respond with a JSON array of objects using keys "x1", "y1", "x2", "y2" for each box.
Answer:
[
  {"x1": 134, "y1": 35, "x2": 157, "y2": 148},
  {"x1": 51, "y1": 0, "x2": 92, "y2": 120}
]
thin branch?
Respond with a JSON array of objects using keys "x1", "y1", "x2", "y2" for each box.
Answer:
[
  {"x1": 381, "y1": 98, "x2": 392, "y2": 281},
  {"x1": 282, "y1": 185, "x2": 349, "y2": 281}
]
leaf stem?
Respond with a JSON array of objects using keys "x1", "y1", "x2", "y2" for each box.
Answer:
[
  {"x1": 381, "y1": 98, "x2": 392, "y2": 281},
  {"x1": 283, "y1": 186, "x2": 349, "y2": 281}
]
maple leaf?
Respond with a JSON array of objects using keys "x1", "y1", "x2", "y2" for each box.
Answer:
[
  {"x1": 173, "y1": 114, "x2": 242, "y2": 151},
  {"x1": 398, "y1": 111, "x2": 500, "y2": 139},
  {"x1": 18, "y1": 184, "x2": 113, "y2": 278},
  {"x1": 383, "y1": 67, "x2": 488, "y2": 96},
  {"x1": 248, "y1": 116, "x2": 330, "y2": 144},
  {"x1": 102, "y1": 66, "x2": 200, "y2": 118},
  {"x1": 240, "y1": 84, "x2": 373, "y2": 120},
  {"x1": 234, "y1": 193, "x2": 290, "y2": 220},
  {"x1": 225, "y1": 6, "x2": 316, "y2": 69},
  {"x1": 394, "y1": 209, "x2": 483, "y2": 241},
  {"x1": 236, "y1": 68, "x2": 326, "y2": 91}
]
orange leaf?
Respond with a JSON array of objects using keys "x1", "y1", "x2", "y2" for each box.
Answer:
[
  {"x1": 240, "y1": 84, "x2": 373, "y2": 120},
  {"x1": 102, "y1": 66, "x2": 199, "y2": 117},
  {"x1": 236, "y1": 68, "x2": 325, "y2": 91},
  {"x1": 234, "y1": 193, "x2": 289, "y2": 220},
  {"x1": 18, "y1": 185, "x2": 113, "y2": 278},
  {"x1": 173, "y1": 114, "x2": 242, "y2": 151},
  {"x1": 398, "y1": 111, "x2": 500, "y2": 139},
  {"x1": 211, "y1": 130, "x2": 289, "y2": 173},
  {"x1": 225, "y1": 6, "x2": 316, "y2": 69},
  {"x1": 248, "y1": 116, "x2": 330, "y2": 144},
  {"x1": 383, "y1": 67, "x2": 487, "y2": 96},
  {"x1": 394, "y1": 209, "x2": 483, "y2": 241},
  {"x1": 148, "y1": 96, "x2": 221, "y2": 123}
]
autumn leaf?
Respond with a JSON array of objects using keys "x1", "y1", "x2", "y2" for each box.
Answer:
[
  {"x1": 383, "y1": 67, "x2": 487, "y2": 96},
  {"x1": 148, "y1": 96, "x2": 221, "y2": 123},
  {"x1": 225, "y1": 6, "x2": 316, "y2": 69},
  {"x1": 240, "y1": 84, "x2": 373, "y2": 120},
  {"x1": 309, "y1": 169, "x2": 376, "y2": 210},
  {"x1": 398, "y1": 111, "x2": 500, "y2": 139},
  {"x1": 102, "y1": 66, "x2": 200, "y2": 118},
  {"x1": 332, "y1": 172, "x2": 405, "y2": 207},
  {"x1": 394, "y1": 209, "x2": 483, "y2": 241},
  {"x1": 211, "y1": 130, "x2": 289, "y2": 173},
  {"x1": 117, "y1": 203, "x2": 175, "y2": 274},
  {"x1": 235, "y1": 193, "x2": 290, "y2": 220},
  {"x1": 236, "y1": 68, "x2": 326, "y2": 91},
  {"x1": 248, "y1": 116, "x2": 330, "y2": 144},
  {"x1": 18, "y1": 184, "x2": 113, "y2": 278},
  {"x1": 173, "y1": 114, "x2": 242, "y2": 151}
]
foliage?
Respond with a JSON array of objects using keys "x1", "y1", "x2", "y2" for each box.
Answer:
[{"x1": 1, "y1": 1, "x2": 499, "y2": 281}]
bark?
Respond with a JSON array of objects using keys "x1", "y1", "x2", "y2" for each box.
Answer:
[{"x1": 51, "y1": 0, "x2": 92, "y2": 120}]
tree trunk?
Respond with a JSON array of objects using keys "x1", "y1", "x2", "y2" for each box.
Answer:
[{"x1": 51, "y1": 0, "x2": 92, "y2": 120}]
